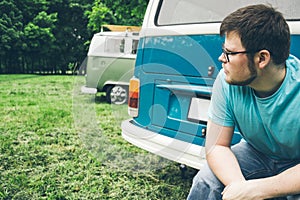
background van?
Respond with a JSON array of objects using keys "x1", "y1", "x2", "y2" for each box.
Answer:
[
  {"x1": 121, "y1": 0, "x2": 300, "y2": 169},
  {"x1": 81, "y1": 25, "x2": 140, "y2": 104}
]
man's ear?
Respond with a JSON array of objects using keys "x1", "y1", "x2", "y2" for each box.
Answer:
[{"x1": 257, "y1": 50, "x2": 271, "y2": 69}]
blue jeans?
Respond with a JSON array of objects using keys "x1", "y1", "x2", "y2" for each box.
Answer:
[{"x1": 187, "y1": 141, "x2": 300, "y2": 200}]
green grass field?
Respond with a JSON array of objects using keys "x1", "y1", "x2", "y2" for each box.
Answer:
[{"x1": 0, "y1": 75, "x2": 197, "y2": 200}]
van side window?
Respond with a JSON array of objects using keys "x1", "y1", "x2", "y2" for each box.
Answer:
[
  {"x1": 105, "y1": 37, "x2": 124, "y2": 53},
  {"x1": 131, "y1": 39, "x2": 139, "y2": 54},
  {"x1": 156, "y1": 0, "x2": 300, "y2": 26}
]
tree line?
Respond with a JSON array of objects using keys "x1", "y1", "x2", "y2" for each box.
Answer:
[{"x1": 0, "y1": 0, "x2": 148, "y2": 74}]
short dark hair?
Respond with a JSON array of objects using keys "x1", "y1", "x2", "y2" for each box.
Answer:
[{"x1": 220, "y1": 4, "x2": 290, "y2": 65}]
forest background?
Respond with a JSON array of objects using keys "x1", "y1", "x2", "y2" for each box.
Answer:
[{"x1": 0, "y1": 0, "x2": 149, "y2": 74}]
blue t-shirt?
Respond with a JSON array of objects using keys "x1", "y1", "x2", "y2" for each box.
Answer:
[{"x1": 208, "y1": 55, "x2": 300, "y2": 160}]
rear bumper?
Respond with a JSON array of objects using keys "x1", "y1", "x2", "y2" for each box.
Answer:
[
  {"x1": 121, "y1": 119, "x2": 206, "y2": 169},
  {"x1": 81, "y1": 85, "x2": 97, "y2": 94}
]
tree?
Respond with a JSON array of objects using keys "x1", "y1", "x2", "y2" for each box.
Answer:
[
  {"x1": 105, "y1": 0, "x2": 149, "y2": 25},
  {"x1": 0, "y1": 0, "x2": 23, "y2": 73},
  {"x1": 86, "y1": 1, "x2": 116, "y2": 32},
  {"x1": 23, "y1": 11, "x2": 57, "y2": 73},
  {"x1": 48, "y1": 0, "x2": 94, "y2": 74},
  {"x1": 0, "y1": 0, "x2": 148, "y2": 74},
  {"x1": 87, "y1": 0, "x2": 149, "y2": 33}
]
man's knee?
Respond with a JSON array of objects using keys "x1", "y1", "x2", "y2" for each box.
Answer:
[{"x1": 187, "y1": 164, "x2": 224, "y2": 200}]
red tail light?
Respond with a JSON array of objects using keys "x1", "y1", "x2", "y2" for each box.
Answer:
[{"x1": 128, "y1": 77, "x2": 139, "y2": 117}]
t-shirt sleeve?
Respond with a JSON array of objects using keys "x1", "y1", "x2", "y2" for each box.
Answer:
[{"x1": 208, "y1": 70, "x2": 235, "y2": 127}]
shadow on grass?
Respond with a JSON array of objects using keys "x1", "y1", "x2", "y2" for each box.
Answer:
[{"x1": 95, "y1": 92, "x2": 111, "y2": 104}]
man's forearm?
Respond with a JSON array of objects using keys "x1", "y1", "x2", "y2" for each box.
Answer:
[
  {"x1": 253, "y1": 164, "x2": 300, "y2": 199},
  {"x1": 206, "y1": 145, "x2": 245, "y2": 186},
  {"x1": 221, "y1": 164, "x2": 300, "y2": 200}
]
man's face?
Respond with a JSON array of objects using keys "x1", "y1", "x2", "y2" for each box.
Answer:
[{"x1": 219, "y1": 31, "x2": 257, "y2": 86}]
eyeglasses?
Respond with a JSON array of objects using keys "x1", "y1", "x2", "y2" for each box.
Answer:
[{"x1": 222, "y1": 47, "x2": 251, "y2": 62}]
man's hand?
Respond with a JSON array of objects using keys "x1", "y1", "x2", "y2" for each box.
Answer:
[{"x1": 222, "y1": 180, "x2": 265, "y2": 200}]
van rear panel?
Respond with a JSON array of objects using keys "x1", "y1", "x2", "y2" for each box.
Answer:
[{"x1": 134, "y1": 35, "x2": 229, "y2": 145}]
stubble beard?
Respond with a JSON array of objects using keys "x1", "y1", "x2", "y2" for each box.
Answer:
[{"x1": 226, "y1": 59, "x2": 257, "y2": 86}]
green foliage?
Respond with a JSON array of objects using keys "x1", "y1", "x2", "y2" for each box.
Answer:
[
  {"x1": 0, "y1": 1, "x2": 23, "y2": 52},
  {"x1": 23, "y1": 12, "x2": 57, "y2": 50},
  {"x1": 0, "y1": 0, "x2": 94, "y2": 74},
  {"x1": 0, "y1": 0, "x2": 148, "y2": 74},
  {"x1": 86, "y1": 0, "x2": 149, "y2": 32},
  {"x1": 105, "y1": 0, "x2": 149, "y2": 25},
  {"x1": 86, "y1": 2, "x2": 116, "y2": 32},
  {"x1": 0, "y1": 75, "x2": 197, "y2": 199},
  {"x1": 33, "y1": 11, "x2": 57, "y2": 29}
]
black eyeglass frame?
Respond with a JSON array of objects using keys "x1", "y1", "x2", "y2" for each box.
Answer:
[{"x1": 221, "y1": 47, "x2": 253, "y2": 62}]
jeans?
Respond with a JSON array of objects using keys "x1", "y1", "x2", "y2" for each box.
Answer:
[{"x1": 187, "y1": 141, "x2": 300, "y2": 200}]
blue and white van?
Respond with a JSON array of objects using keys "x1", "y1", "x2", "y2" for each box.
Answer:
[{"x1": 121, "y1": 0, "x2": 300, "y2": 169}]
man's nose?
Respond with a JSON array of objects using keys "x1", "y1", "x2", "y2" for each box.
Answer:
[{"x1": 218, "y1": 53, "x2": 227, "y2": 63}]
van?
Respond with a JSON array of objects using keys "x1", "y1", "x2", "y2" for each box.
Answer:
[
  {"x1": 121, "y1": 0, "x2": 300, "y2": 169},
  {"x1": 81, "y1": 25, "x2": 140, "y2": 104}
]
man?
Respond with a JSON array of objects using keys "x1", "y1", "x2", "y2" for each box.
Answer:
[{"x1": 187, "y1": 4, "x2": 300, "y2": 200}]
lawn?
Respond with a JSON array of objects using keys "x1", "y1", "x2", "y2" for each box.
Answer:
[{"x1": 0, "y1": 74, "x2": 197, "y2": 200}]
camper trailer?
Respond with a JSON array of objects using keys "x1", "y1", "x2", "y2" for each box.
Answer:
[{"x1": 81, "y1": 25, "x2": 140, "y2": 104}]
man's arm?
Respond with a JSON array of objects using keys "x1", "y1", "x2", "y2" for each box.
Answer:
[
  {"x1": 205, "y1": 119, "x2": 245, "y2": 186},
  {"x1": 256, "y1": 164, "x2": 300, "y2": 198},
  {"x1": 206, "y1": 120, "x2": 300, "y2": 199},
  {"x1": 222, "y1": 164, "x2": 300, "y2": 200}
]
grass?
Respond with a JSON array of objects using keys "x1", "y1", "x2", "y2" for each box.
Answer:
[{"x1": 0, "y1": 74, "x2": 197, "y2": 200}]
